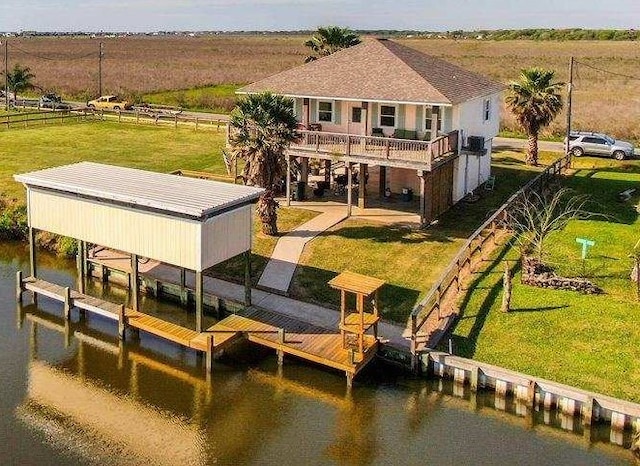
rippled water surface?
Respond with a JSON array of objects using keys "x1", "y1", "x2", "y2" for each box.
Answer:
[{"x1": 0, "y1": 243, "x2": 634, "y2": 465}]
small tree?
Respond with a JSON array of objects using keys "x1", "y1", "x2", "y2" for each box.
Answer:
[
  {"x1": 506, "y1": 68, "x2": 563, "y2": 166},
  {"x1": 508, "y1": 187, "x2": 596, "y2": 261},
  {"x1": 228, "y1": 92, "x2": 299, "y2": 235},
  {"x1": 304, "y1": 26, "x2": 361, "y2": 63},
  {"x1": 4, "y1": 64, "x2": 35, "y2": 97}
]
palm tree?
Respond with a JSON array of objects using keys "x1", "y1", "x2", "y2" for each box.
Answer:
[
  {"x1": 506, "y1": 68, "x2": 563, "y2": 165},
  {"x1": 5, "y1": 64, "x2": 36, "y2": 97},
  {"x1": 304, "y1": 26, "x2": 361, "y2": 63},
  {"x1": 229, "y1": 92, "x2": 299, "y2": 235}
]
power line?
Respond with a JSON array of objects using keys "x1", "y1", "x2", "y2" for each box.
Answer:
[
  {"x1": 8, "y1": 43, "x2": 96, "y2": 61},
  {"x1": 574, "y1": 60, "x2": 640, "y2": 81}
]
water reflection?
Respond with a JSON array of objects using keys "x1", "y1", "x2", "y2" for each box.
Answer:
[{"x1": 3, "y1": 246, "x2": 636, "y2": 465}]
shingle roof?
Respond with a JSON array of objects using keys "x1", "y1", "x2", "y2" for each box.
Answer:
[
  {"x1": 14, "y1": 162, "x2": 264, "y2": 220},
  {"x1": 238, "y1": 38, "x2": 504, "y2": 105}
]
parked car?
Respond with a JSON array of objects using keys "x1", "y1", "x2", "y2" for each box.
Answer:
[
  {"x1": 87, "y1": 95, "x2": 132, "y2": 110},
  {"x1": 566, "y1": 131, "x2": 635, "y2": 160},
  {"x1": 39, "y1": 93, "x2": 72, "y2": 110}
]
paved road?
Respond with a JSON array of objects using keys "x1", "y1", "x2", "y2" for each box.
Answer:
[{"x1": 494, "y1": 137, "x2": 565, "y2": 153}]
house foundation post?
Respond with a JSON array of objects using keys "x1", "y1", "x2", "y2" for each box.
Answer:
[
  {"x1": 418, "y1": 170, "x2": 427, "y2": 226},
  {"x1": 286, "y1": 154, "x2": 291, "y2": 207},
  {"x1": 358, "y1": 163, "x2": 367, "y2": 210},
  {"x1": 346, "y1": 163, "x2": 353, "y2": 217}
]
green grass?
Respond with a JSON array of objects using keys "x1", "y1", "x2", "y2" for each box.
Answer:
[
  {"x1": 449, "y1": 154, "x2": 640, "y2": 402},
  {"x1": 0, "y1": 121, "x2": 228, "y2": 201},
  {"x1": 290, "y1": 150, "x2": 546, "y2": 322},
  {"x1": 143, "y1": 84, "x2": 242, "y2": 113}
]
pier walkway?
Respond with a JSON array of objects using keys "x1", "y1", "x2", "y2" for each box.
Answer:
[
  {"x1": 86, "y1": 248, "x2": 409, "y2": 351},
  {"x1": 18, "y1": 274, "x2": 378, "y2": 385}
]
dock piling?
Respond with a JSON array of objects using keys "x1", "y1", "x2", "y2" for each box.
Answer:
[
  {"x1": 63, "y1": 286, "x2": 72, "y2": 320},
  {"x1": 118, "y1": 305, "x2": 126, "y2": 341},
  {"x1": 16, "y1": 270, "x2": 23, "y2": 303}
]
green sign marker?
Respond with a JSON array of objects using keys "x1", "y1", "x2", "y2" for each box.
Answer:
[{"x1": 576, "y1": 238, "x2": 595, "y2": 259}]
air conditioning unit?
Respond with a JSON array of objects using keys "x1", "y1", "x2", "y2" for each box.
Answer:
[{"x1": 467, "y1": 136, "x2": 485, "y2": 153}]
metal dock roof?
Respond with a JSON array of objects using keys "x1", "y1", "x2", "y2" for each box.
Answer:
[{"x1": 14, "y1": 162, "x2": 264, "y2": 219}]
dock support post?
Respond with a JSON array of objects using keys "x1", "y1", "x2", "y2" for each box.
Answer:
[
  {"x1": 16, "y1": 270, "x2": 23, "y2": 303},
  {"x1": 180, "y1": 268, "x2": 188, "y2": 306},
  {"x1": 76, "y1": 240, "x2": 86, "y2": 294},
  {"x1": 118, "y1": 305, "x2": 126, "y2": 341},
  {"x1": 195, "y1": 270, "x2": 203, "y2": 333},
  {"x1": 583, "y1": 396, "x2": 595, "y2": 427},
  {"x1": 130, "y1": 254, "x2": 139, "y2": 312},
  {"x1": 29, "y1": 227, "x2": 37, "y2": 278},
  {"x1": 244, "y1": 250, "x2": 251, "y2": 307},
  {"x1": 206, "y1": 334, "x2": 214, "y2": 376},
  {"x1": 63, "y1": 286, "x2": 72, "y2": 320},
  {"x1": 277, "y1": 328, "x2": 285, "y2": 365}
]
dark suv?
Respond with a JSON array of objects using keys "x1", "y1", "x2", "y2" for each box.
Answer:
[
  {"x1": 566, "y1": 131, "x2": 634, "y2": 160},
  {"x1": 39, "y1": 93, "x2": 72, "y2": 110}
]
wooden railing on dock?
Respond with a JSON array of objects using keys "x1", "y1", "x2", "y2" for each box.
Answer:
[{"x1": 409, "y1": 153, "x2": 573, "y2": 359}]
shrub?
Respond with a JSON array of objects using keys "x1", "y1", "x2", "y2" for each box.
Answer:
[{"x1": 0, "y1": 196, "x2": 28, "y2": 240}]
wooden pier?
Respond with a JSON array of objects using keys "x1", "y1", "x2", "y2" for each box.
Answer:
[{"x1": 17, "y1": 273, "x2": 377, "y2": 386}]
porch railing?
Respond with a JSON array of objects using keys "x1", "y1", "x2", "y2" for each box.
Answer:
[{"x1": 290, "y1": 130, "x2": 459, "y2": 168}]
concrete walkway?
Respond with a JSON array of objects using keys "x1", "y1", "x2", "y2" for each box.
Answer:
[{"x1": 257, "y1": 208, "x2": 348, "y2": 293}]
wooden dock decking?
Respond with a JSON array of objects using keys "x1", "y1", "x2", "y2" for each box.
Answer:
[{"x1": 18, "y1": 275, "x2": 378, "y2": 385}]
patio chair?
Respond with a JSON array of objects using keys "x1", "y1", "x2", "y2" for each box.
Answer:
[{"x1": 371, "y1": 127, "x2": 385, "y2": 137}]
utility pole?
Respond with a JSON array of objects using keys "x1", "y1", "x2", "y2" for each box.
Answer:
[
  {"x1": 98, "y1": 41, "x2": 103, "y2": 97},
  {"x1": 565, "y1": 56, "x2": 574, "y2": 155},
  {"x1": 4, "y1": 40, "x2": 8, "y2": 111}
]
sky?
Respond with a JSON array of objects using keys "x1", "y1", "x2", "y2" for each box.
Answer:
[{"x1": 0, "y1": 0, "x2": 638, "y2": 32}]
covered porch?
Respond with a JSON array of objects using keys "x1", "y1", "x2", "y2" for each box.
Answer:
[{"x1": 283, "y1": 132, "x2": 458, "y2": 227}]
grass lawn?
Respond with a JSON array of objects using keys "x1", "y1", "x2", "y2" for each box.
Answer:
[
  {"x1": 449, "y1": 154, "x2": 640, "y2": 402},
  {"x1": 290, "y1": 150, "x2": 547, "y2": 323},
  {"x1": 143, "y1": 84, "x2": 241, "y2": 113},
  {"x1": 0, "y1": 121, "x2": 228, "y2": 201}
]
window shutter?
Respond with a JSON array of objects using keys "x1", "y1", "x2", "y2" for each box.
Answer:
[
  {"x1": 310, "y1": 100, "x2": 317, "y2": 123},
  {"x1": 397, "y1": 104, "x2": 405, "y2": 128},
  {"x1": 295, "y1": 98, "x2": 303, "y2": 120},
  {"x1": 415, "y1": 105, "x2": 423, "y2": 131},
  {"x1": 371, "y1": 103, "x2": 378, "y2": 128},
  {"x1": 333, "y1": 101, "x2": 341, "y2": 125}
]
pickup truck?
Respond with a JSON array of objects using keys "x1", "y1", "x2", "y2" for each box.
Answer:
[{"x1": 87, "y1": 95, "x2": 133, "y2": 110}]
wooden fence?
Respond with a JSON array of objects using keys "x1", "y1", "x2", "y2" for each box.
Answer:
[
  {"x1": 409, "y1": 153, "x2": 574, "y2": 360},
  {"x1": 1, "y1": 108, "x2": 227, "y2": 131}
]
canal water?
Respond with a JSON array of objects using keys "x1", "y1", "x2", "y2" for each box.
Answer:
[{"x1": 0, "y1": 243, "x2": 635, "y2": 465}]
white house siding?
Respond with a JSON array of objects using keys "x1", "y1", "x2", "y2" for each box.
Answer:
[
  {"x1": 452, "y1": 91, "x2": 501, "y2": 201},
  {"x1": 28, "y1": 188, "x2": 201, "y2": 271},
  {"x1": 200, "y1": 204, "x2": 253, "y2": 270}
]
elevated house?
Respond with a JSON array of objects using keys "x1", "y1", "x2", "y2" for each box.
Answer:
[{"x1": 236, "y1": 38, "x2": 504, "y2": 225}]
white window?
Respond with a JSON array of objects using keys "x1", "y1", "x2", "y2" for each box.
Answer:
[
  {"x1": 317, "y1": 100, "x2": 334, "y2": 123},
  {"x1": 483, "y1": 98, "x2": 491, "y2": 122},
  {"x1": 379, "y1": 105, "x2": 397, "y2": 127},
  {"x1": 424, "y1": 105, "x2": 442, "y2": 140}
]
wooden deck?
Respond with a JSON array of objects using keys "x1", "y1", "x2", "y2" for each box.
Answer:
[
  {"x1": 220, "y1": 307, "x2": 378, "y2": 377},
  {"x1": 18, "y1": 275, "x2": 378, "y2": 384}
]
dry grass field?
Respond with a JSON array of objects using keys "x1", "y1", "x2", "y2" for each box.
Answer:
[{"x1": 6, "y1": 35, "x2": 640, "y2": 141}]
